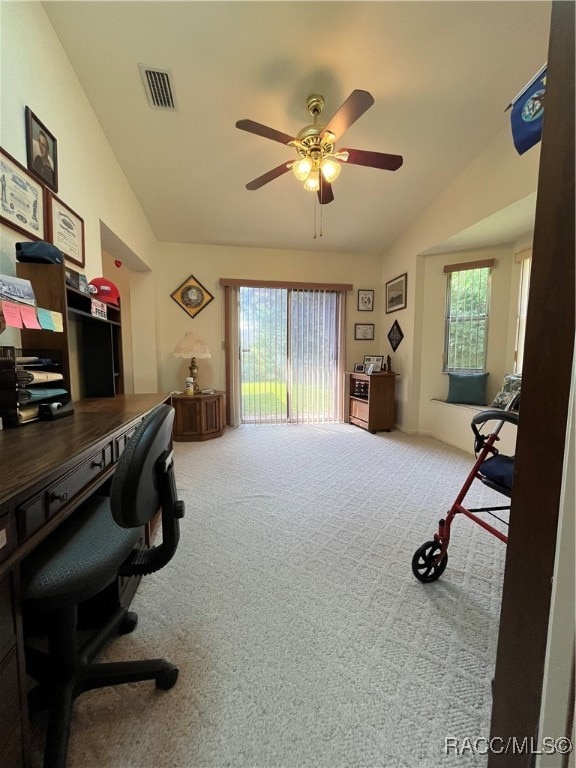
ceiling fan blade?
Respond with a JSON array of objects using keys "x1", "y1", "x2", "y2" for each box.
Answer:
[
  {"x1": 320, "y1": 90, "x2": 374, "y2": 141},
  {"x1": 317, "y1": 181, "x2": 334, "y2": 205},
  {"x1": 340, "y1": 148, "x2": 404, "y2": 171},
  {"x1": 245, "y1": 162, "x2": 292, "y2": 191},
  {"x1": 236, "y1": 119, "x2": 295, "y2": 146}
]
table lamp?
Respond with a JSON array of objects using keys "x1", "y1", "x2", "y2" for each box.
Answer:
[{"x1": 173, "y1": 332, "x2": 211, "y2": 395}]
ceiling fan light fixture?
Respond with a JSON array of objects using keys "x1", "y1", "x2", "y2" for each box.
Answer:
[
  {"x1": 320, "y1": 157, "x2": 341, "y2": 183},
  {"x1": 303, "y1": 169, "x2": 320, "y2": 192},
  {"x1": 292, "y1": 157, "x2": 313, "y2": 181}
]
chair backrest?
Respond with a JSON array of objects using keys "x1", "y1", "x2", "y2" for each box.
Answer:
[
  {"x1": 111, "y1": 404, "x2": 185, "y2": 576},
  {"x1": 111, "y1": 404, "x2": 175, "y2": 528}
]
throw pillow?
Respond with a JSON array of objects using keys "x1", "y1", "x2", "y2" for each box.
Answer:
[
  {"x1": 492, "y1": 373, "x2": 522, "y2": 409},
  {"x1": 446, "y1": 372, "x2": 489, "y2": 406}
]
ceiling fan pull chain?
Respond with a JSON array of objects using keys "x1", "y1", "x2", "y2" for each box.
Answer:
[
  {"x1": 318, "y1": 175, "x2": 323, "y2": 237},
  {"x1": 313, "y1": 195, "x2": 317, "y2": 239}
]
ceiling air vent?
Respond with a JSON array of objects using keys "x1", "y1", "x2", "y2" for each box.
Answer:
[{"x1": 139, "y1": 65, "x2": 177, "y2": 110}]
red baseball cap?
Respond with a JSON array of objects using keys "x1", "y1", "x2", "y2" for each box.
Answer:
[{"x1": 88, "y1": 277, "x2": 120, "y2": 306}]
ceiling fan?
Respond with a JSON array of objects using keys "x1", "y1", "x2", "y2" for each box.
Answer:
[{"x1": 236, "y1": 89, "x2": 403, "y2": 205}]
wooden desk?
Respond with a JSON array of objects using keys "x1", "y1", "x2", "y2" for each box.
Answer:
[{"x1": 0, "y1": 393, "x2": 170, "y2": 768}]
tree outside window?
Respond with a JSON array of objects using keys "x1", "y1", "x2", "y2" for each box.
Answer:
[{"x1": 444, "y1": 265, "x2": 491, "y2": 372}]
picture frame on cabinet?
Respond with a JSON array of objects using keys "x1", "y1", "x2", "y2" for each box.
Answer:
[
  {"x1": 48, "y1": 194, "x2": 85, "y2": 268},
  {"x1": 363, "y1": 355, "x2": 383, "y2": 372},
  {"x1": 25, "y1": 107, "x2": 58, "y2": 192},
  {"x1": 353, "y1": 363, "x2": 365, "y2": 373},
  {"x1": 354, "y1": 323, "x2": 374, "y2": 341},
  {"x1": 0, "y1": 147, "x2": 46, "y2": 240}
]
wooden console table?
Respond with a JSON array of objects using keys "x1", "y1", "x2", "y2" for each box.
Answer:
[
  {"x1": 172, "y1": 391, "x2": 225, "y2": 441},
  {"x1": 0, "y1": 393, "x2": 170, "y2": 768}
]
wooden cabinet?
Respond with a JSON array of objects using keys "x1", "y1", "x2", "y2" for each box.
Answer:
[
  {"x1": 172, "y1": 392, "x2": 225, "y2": 441},
  {"x1": 0, "y1": 573, "x2": 28, "y2": 768},
  {"x1": 348, "y1": 372, "x2": 396, "y2": 433}
]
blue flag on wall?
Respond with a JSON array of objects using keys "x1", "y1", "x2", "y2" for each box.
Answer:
[{"x1": 508, "y1": 65, "x2": 547, "y2": 155}]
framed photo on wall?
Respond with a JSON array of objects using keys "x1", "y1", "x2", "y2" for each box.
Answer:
[
  {"x1": 0, "y1": 146, "x2": 46, "y2": 240},
  {"x1": 171, "y1": 273, "x2": 214, "y2": 319},
  {"x1": 25, "y1": 108, "x2": 58, "y2": 192},
  {"x1": 354, "y1": 323, "x2": 374, "y2": 341},
  {"x1": 48, "y1": 194, "x2": 85, "y2": 268},
  {"x1": 385, "y1": 272, "x2": 407, "y2": 313},
  {"x1": 357, "y1": 289, "x2": 374, "y2": 311}
]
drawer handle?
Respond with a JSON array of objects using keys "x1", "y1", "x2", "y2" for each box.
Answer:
[
  {"x1": 92, "y1": 459, "x2": 105, "y2": 469},
  {"x1": 49, "y1": 491, "x2": 68, "y2": 504}
]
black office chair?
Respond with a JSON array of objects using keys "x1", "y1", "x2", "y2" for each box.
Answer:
[{"x1": 21, "y1": 404, "x2": 185, "y2": 768}]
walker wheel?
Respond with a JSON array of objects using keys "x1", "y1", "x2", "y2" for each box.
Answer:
[{"x1": 412, "y1": 540, "x2": 448, "y2": 583}]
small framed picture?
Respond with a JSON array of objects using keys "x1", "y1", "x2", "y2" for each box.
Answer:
[
  {"x1": 25, "y1": 107, "x2": 58, "y2": 192},
  {"x1": 353, "y1": 363, "x2": 365, "y2": 373},
  {"x1": 385, "y1": 272, "x2": 407, "y2": 313},
  {"x1": 357, "y1": 289, "x2": 374, "y2": 312},
  {"x1": 363, "y1": 355, "x2": 384, "y2": 372},
  {"x1": 354, "y1": 323, "x2": 374, "y2": 341},
  {"x1": 171, "y1": 273, "x2": 214, "y2": 319}
]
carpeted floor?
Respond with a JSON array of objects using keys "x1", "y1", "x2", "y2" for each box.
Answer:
[{"x1": 32, "y1": 423, "x2": 509, "y2": 767}]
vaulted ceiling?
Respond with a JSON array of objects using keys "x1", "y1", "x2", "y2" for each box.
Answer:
[{"x1": 44, "y1": 1, "x2": 550, "y2": 254}]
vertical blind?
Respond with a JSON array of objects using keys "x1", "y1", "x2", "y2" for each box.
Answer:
[{"x1": 238, "y1": 286, "x2": 341, "y2": 424}]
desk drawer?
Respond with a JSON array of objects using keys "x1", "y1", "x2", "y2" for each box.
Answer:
[
  {"x1": 0, "y1": 511, "x2": 17, "y2": 566},
  {"x1": 114, "y1": 424, "x2": 138, "y2": 460},
  {"x1": 17, "y1": 442, "x2": 114, "y2": 541}
]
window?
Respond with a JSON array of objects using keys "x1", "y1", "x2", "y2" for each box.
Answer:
[
  {"x1": 514, "y1": 254, "x2": 532, "y2": 373},
  {"x1": 443, "y1": 260, "x2": 493, "y2": 372}
]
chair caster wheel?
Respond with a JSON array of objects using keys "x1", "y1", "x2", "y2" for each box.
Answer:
[
  {"x1": 156, "y1": 664, "x2": 179, "y2": 690},
  {"x1": 118, "y1": 611, "x2": 138, "y2": 635}
]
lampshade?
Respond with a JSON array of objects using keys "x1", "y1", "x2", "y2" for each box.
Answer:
[
  {"x1": 303, "y1": 169, "x2": 320, "y2": 192},
  {"x1": 320, "y1": 157, "x2": 341, "y2": 183},
  {"x1": 173, "y1": 332, "x2": 211, "y2": 359},
  {"x1": 292, "y1": 157, "x2": 312, "y2": 182}
]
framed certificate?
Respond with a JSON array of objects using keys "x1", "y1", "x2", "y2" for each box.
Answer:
[
  {"x1": 354, "y1": 323, "x2": 375, "y2": 341},
  {"x1": 48, "y1": 194, "x2": 85, "y2": 268},
  {"x1": 0, "y1": 147, "x2": 46, "y2": 240}
]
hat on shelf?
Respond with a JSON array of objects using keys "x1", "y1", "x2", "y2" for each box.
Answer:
[{"x1": 88, "y1": 277, "x2": 120, "y2": 306}]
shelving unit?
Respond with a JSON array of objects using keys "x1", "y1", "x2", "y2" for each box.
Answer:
[
  {"x1": 17, "y1": 262, "x2": 123, "y2": 400},
  {"x1": 0, "y1": 263, "x2": 124, "y2": 428},
  {"x1": 348, "y1": 371, "x2": 396, "y2": 433}
]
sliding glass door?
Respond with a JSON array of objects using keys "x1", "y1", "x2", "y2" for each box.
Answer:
[{"x1": 239, "y1": 286, "x2": 340, "y2": 424}]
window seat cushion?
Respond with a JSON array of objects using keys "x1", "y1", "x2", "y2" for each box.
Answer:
[{"x1": 446, "y1": 372, "x2": 489, "y2": 406}]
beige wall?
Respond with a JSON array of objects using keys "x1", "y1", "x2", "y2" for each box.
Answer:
[
  {"x1": 0, "y1": 2, "x2": 160, "y2": 393},
  {"x1": 379, "y1": 128, "x2": 540, "y2": 433},
  {"x1": 154, "y1": 242, "x2": 383, "y2": 394}
]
